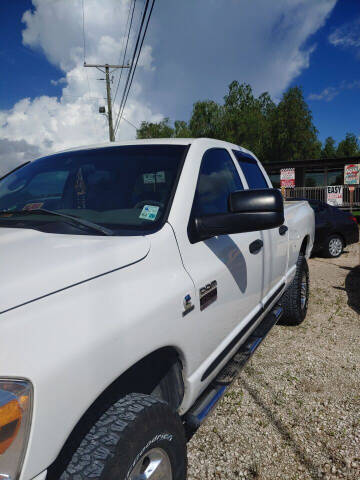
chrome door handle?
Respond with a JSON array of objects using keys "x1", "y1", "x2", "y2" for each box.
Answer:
[
  {"x1": 279, "y1": 225, "x2": 288, "y2": 235},
  {"x1": 249, "y1": 239, "x2": 263, "y2": 254}
]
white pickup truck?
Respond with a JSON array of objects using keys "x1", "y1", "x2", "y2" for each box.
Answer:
[{"x1": 0, "y1": 138, "x2": 314, "y2": 480}]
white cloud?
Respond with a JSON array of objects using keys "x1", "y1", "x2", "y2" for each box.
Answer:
[
  {"x1": 0, "y1": 138, "x2": 41, "y2": 177},
  {"x1": 50, "y1": 78, "x2": 67, "y2": 86},
  {"x1": 329, "y1": 18, "x2": 360, "y2": 50},
  {"x1": 308, "y1": 86, "x2": 339, "y2": 102},
  {"x1": 0, "y1": 0, "x2": 338, "y2": 176},
  {"x1": 143, "y1": 0, "x2": 337, "y2": 114},
  {"x1": 308, "y1": 80, "x2": 360, "y2": 102},
  {"x1": 0, "y1": 0, "x2": 159, "y2": 174},
  {"x1": 257, "y1": 0, "x2": 336, "y2": 97}
]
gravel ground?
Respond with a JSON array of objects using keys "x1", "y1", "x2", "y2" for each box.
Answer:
[{"x1": 187, "y1": 240, "x2": 360, "y2": 480}]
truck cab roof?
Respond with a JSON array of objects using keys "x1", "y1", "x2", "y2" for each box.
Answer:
[{"x1": 55, "y1": 137, "x2": 257, "y2": 159}]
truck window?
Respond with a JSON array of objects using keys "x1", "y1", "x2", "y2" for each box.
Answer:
[
  {"x1": 192, "y1": 148, "x2": 243, "y2": 216},
  {"x1": 232, "y1": 150, "x2": 269, "y2": 189},
  {"x1": 0, "y1": 145, "x2": 186, "y2": 234}
]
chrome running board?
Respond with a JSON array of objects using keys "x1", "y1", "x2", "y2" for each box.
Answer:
[{"x1": 186, "y1": 305, "x2": 283, "y2": 429}]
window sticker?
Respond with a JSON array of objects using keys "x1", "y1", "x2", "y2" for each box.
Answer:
[
  {"x1": 156, "y1": 171, "x2": 166, "y2": 183},
  {"x1": 143, "y1": 171, "x2": 166, "y2": 184},
  {"x1": 23, "y1": 202, "x2": 44, "y2": 211},
  {"x1": 143, "y1": 173, "x2": 155, "y2": 184},
  {"x1": 139, "y1": 204, "x2": 159, "y2": 221}
]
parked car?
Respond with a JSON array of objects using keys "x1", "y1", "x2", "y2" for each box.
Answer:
[
  {"x1": 0, "y1": 139, "x2": 314, "y2": 480},
  {"x1": 287, "y1": 198, "x2": 359, "y2": 257}
]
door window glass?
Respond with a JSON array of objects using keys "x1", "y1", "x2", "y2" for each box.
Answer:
[
  {"x1": 232, "y1": 150, "x2": 269, "y2": 189},
  {"x1": 192, "y1": 148, "x2": 243, "y2": 216}
]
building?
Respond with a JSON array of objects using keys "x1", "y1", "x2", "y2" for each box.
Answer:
[
  {"x1": 264, "y1": 155, "x2": 360, "y2": 188},
  {"x1": 264, "y1": 155, "x2": 360, "y2": 210}
]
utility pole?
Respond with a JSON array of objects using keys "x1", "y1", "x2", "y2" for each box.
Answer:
[{"x1": 84, "y1": 63, "x2": 129, "y2": 142}]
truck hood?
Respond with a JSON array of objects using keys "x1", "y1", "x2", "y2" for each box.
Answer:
[{"x1": 0, "y1": 227, "x2": 150, "y2": 314}]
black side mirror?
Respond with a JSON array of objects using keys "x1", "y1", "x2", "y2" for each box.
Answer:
[{"x1": 190, "y1": 189, "x2": 284, "y2": 242}]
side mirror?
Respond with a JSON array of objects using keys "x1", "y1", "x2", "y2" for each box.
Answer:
[{"x1": 191, "y1": 189, "x2": 284, "y2": 242}]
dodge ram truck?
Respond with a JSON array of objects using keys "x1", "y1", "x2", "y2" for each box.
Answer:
[{"x1": 0, "y1": 138, "x2": 314, "y2": 480}]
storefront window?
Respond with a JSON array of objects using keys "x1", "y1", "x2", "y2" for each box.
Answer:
[
  {"x1": 328, "y1": 169, "x2": 343, "y2": 186},
  {"x1": 305, "y1": 171, "x2": 325, "y2": 187}
]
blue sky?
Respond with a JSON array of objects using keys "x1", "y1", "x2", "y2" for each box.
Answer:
[
  {"x1": 300, "y1": 0, "x2": 360, "y2": 143},
  {"x1": 0, "y1": 0, "x2": 359, "y2": 174},
  {"x1": 0, "y1": 1, "x2": 59, "y2": 110}
]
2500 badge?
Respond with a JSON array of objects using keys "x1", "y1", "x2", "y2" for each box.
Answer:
[{"x1": 200, "y1": 280, "x2": 217, "y2": 311}]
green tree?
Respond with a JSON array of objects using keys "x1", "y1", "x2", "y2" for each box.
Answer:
[
  {"x1": 336, "y1": 132, "x2": 360, "y2": 157},
  {"x1": 321, "y1": 136, "x2": 337, "y2": 158},
  {"x1": 137, "y1": 117, "x2": 174, "y2": 139},
  {"x1": 136, "y1": 82, "x2": 327, "y2": 164},
  {"x1": 222, "y1": 82, "x2": 275, "y2": 159},
  {"x1": 271, "y1": 86, "x2": 320, "y2": 162},
  {"x1": 174, "y1": 120, "x2": 192, "y2": 138},
  {"x1": 188, "y1": 100, "x2": 223, "y2": 139}
]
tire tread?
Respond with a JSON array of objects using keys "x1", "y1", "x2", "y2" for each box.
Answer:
[
  {"x1": 60, "y1": 393, "x2": 184, "y2": 480},
  {"x1": 280, "y1": 254, "x2": 309, "y2": 326}
]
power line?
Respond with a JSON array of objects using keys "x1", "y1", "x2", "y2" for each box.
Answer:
[
  {"x1": 115, "y1": 0, "x2": 155, "y2": 136},
  {"x1": 82, "y1": 0, "x2": 87, "y2": 62},
  {"x1": 114, "y1": 0, "x2": 150, "y2": 134},
  {"x1": 81, "y1": 0, "x2": 92, "y2": 99},
  {"x1": 114, "y1": 0, "x2": 155, "y2": 136},
  {"x1": 79, "y1": 0, "x2": 152, "y2": 141},
  {"x1": 84, "y1": 63, "x2": 130, "y2": 141},
  {"x1": 122, "y1": 116, "x2": 139, "y2": 130},
  {"x1": 112, "y1": 0, "x2": 136, "y2": 107}
]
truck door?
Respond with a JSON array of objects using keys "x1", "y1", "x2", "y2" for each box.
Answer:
[
  {"x1": 172, "y1": 147, "x2": 265, "y2": 372},
  {"x1": 232, "y1": 150, "x2": 288, "y2": 298}
]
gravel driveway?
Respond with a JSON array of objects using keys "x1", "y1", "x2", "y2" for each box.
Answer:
[{"x1": 188, "y1": 241, "x2": 360, "y2": 480}]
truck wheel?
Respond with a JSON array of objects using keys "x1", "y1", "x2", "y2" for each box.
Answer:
[
  {"x1": 60, "y1": 393, "x2": 186, "y2": 480},
  {"x1": 325, "y1": 234, "x2": 343, "y2": 258},
  {"x1": 280, "y1": 254, "x2": 309, "y2": 325}
]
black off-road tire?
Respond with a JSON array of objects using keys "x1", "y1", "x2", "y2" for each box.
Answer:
[
  {"x1": 280, "y1": 254, "x2": 309, "y2": 326},
  {"x1": 324, "y1": 234, "x2": 344, "y2": 258},
  {"x1": 59, "y1": 393, "x2": 186, "y2": 480}
]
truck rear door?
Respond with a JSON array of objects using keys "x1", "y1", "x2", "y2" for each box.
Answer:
[{"x1": 232, "y1": 150, "x2": 288, "y2": 299}]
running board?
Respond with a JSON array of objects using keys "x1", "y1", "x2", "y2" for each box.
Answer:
[{"x1": 185, "y1": 305, "x2": 283, "y2": 429}]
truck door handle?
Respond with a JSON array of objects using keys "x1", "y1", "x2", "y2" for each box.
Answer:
[
  {"x1": 279, "y1": 225, "x2": 288, "y2": 235},
  {"x1": 249, "y1": 239, "x2": 263, "y2": 254}
]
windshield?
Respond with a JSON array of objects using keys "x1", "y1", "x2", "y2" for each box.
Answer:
[{"x1": 0, "y1": 144, "x2": 187, "y2": 235}]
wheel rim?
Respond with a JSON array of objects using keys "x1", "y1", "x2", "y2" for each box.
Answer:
[
  {"x1": 328, "y1": 237, "x2": 342, "y2": 257},
  {"x1": 129, "y1": 447, "x2": 172, "y2": 480},
  {"x1": 300, "y1": 271, "x2": 308, "y2": 310}
]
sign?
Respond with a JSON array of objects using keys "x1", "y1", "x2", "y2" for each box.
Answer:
[
  {"x1": 344, "y1": 164, "x2": 360, "y2": 185},
  {"x1": 143, "y1": 171, "x2": 166, "y2": 184},
  {"x1": 327, "y1": 186, "x2": 343, "y2": 206},
  {"x1": 280, "y1": 168, "x2": 295, "y2": 188}
]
